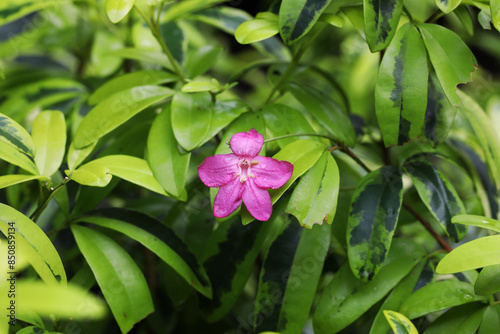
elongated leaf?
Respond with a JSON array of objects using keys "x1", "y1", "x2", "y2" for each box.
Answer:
[
  {"x1": 404, "y1": 161, "x2": 466, "y2": 242},
  {"x1": 436, "y1": 0, "x2": 462, "y2": 14},
  {"x1": 370, "y1": 260, "x2": 426, "y2": 334},
  {"x1": 424, "y1": 302, "x2": 486, "y2": 334},
  {"x1": 89, "y1": 71, "x2": 177, "y2": 105},
  {"x1": 235, "y1": 14, "x2": 279, "y2": 44},
  {"x1": 201, "y1": 99, "x2": 250, "y2": 146},
  {"x1": 148, "y1": 105, "x2": 190, "y2": 200},
  {"x1": 0, "y1": 174, "x2": 46, "y2": 189},
  {"x1": 0, "y1": 0, "x2": 64, "y2": 25},
  {"x1": 189, "y1": 7, "x2": 290, "y2": 60},
  {"x1": 424, "y1": 74, "x2": 459, "y2": 145},
  {"x1": 199, "y1": 216, "x2": 272, "y2": 322},
  {"x1": 475, "y1": 264, "x2": 500, "y2": 295},
  {"x1": 313, "y1": 239, "x2": 426, "y2": 333},
  {"x1": 479, "y1": 305, "x2": 500, "y2": 334},
  {"x1": 171, "y1": 92, "x2": 212, "y2": 151},
  {"x1": 493, "y1": 0, "x2": 500, "y2": 32},
  {"x1": 71, "y1": 225, "x2": 153, "y2": 333},
  {"x1": 458, "y1": 90, "x2": 500, "y2": 190},
  {"x1": 74, "y1": 85, "x2": 173, "y2": 149},
  {"x1": 0, "y1": 112, "x2": 35, "y2": 158},
  {"x1": 32, "y1": 111, "x2": 66, "y2": 177},
  {"x1": 418, "y1": 24, "x2": 477, "y2": 106},
  {"x1": 242, "y1": 139, "x2": 326, "y2": 224},
  {"x1": 383, "y1": 310, "x2": 418, "y2": 334},
  {"x1": 77, "y1": 208, "x2": 212, "y2": 298},
  {"x1": 66, "y1": 162, "x2": 112, "y2": 187},
  {"x1": 162, "y1": 0, "x2": 226, "y2": 22},
  {"x1": 262, "y1": 103, "x2": 317, "y2": 148},
  {"x1": 279, "y1": 0, "x2": 332, "y2": 45},
  {"x1": 437, "y1": 235, "x2": 500, "y2": 274},
  {"x1": 400, "y1": 280, "x2": 486, "y2": 319},
  {"x1": 287, "y1": 82, "x2": 356, "y2": 147},
  {"x1": 452, "y1": 214, "x2": 500, "y2": 233},
  {"x1": 364, "y1": 0, "x2": 403, "y2": 52},
  {"x1": 84, "y1": 155, "x2": 168, "y2": 195},
  {"x1": 181, "y1": 81, "x2": 219, "y2": 93},
  {"x1": 286, "y1": 151, "x2": 339, "y2": 228},
  {"x1": 109, "y1": 48, "x2": 171, "y2": 68},
  {"x1": 347, "y1": 166, "x2": 403, "y2": 282},
  {"x1": 185, "y1": 45, "x2": 224, "y2": 78},
  {"x1": 106, "y1": 0, "x2": 135, "y2": 23},
  {"x1": 0, "y1": 140, "x2": 38, "y2": 175},
  {"x1": 17, "y1": 281, "x2": 107, "y2": 320},
  {"x1": 375, "y1": 23, "x2": 428, "y2": 146},
  {"x1": 0, "y1": 204, "x2": 66, "y2": 285},
  {"x1": 67, "y1": 141, "x2": 97, "y2": 171},
  {"x1": 454, "y1": 5, "x2": 474, "y2": 35}
]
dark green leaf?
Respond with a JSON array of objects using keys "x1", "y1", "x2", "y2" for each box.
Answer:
[
  {"x1": 347, "y1": 166, "x2": 403, "y2": 282},
  {"x1": 71, "y1": 225, "x2": 154, "y2": 333},
  {"x1": 400, "y1": 280, "x2": 487, "y2": 319},
  {"x1": 404, "y1": 161, "x2": 466, "y2": 242},
  {"x1": 286, "y1": 151, "x2": 339, "y2": 228},
  {"x1": 313, "y1": 238, "x2": 426, "y2": 333},
  {"x1": 77, "y1": 208, "x2": 212, "y2": 298},
  {"x1": 364, "y1": 0, "x2": 404, "y2": 52},
  {"x1": 454, "y1": 5, "x2": 474, "y2": 36},
  {"x1": 478, "y1": 305, "x2": 500, "y2": 334},
  {"x1": 185, "y1": 46, "x2": 224, "y2": 78},
  {"x1": 375, "y1": 23, "x2": 428, "y2": 146},
  {"x1": 474, "y1": 264, "x2": 500, "y2": 295},
  {"x1": 254, "y1": 217, "x2": 330, "y2": 333},
  {"x1": 423, "y1": 302, "x2": 486, "y2": 334},
  {"x1": 279, "y1": 0, "x2": 332, "y2": 45},
  {"x1": 160, "y1": 21, "x2": 185, "y2": 64},
  {"x1": 418, "y1": 23, "x2": 477, "y2": 106}
]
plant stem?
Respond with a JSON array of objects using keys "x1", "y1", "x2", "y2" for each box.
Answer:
[
  {"x1": 134, "y1": 5, "x2": 186, "y2": 83},
  {"x1": 30, "y1": 179, "x2": 69, "y2": 223},
  {"x1": 403, "y1": 203, "x2": 453, "y2": 252}
]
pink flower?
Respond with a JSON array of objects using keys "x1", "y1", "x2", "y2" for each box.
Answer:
[{"x1": 198, "y1": 129, "x2": 293, "y2": 221}]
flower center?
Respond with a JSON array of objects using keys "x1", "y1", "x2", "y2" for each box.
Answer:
[{"x1": 236, "y1": 158, "x2": 258, "y2": 183}]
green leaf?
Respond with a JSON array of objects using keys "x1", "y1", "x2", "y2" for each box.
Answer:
[
  {"x1": 364, "y1": 0, "x2": 404, "y2": 52},
  {"x1": 106, "y1": 0, "x2": 135, "y2": 23},
  {"x1": 424, "y1": 302, "x2": 486, "y2": 334},
  {"x1": 383, "y1": 310, "x2": 419, "y2": 334},
  {"x1": 67, "y1": 141, "x2": 97, "y2": 171},
  {"x1": 199, "y1": 216, "x2": 272, "y2": 322},
  {"x1": 0, "y1": 204, "x2": 67, "y2": 285},
  {"x1": 185, "y1": 46, "x2": 224, "y2": 79},
  {"x1": 89, "y1": 71, "x2": 177, "y2": 105},
  {"x1": 435, "y1": 0, "x2": 462, "y2": 14},
  {"x1": 235, "y1": 14, "x2": 279, "y2": 44},
  {"x1": 66, "y1": 162, "x2": 112, "y2": 187},
  {"x1": 287, "y1": 82, "x2": 356, "y2": 147},
  {"x1": 0, "y1": 174, "x2": 46, "y2": 189},
  {"x1": 0, "y1": 140, "x2": 38, "y2": 174},
  {"x1": 437, "y1": 235, "x2": 500, "y2": 274},
  {"x1": 347, "y1": 166, "x2": 403, "y2": 282},
  {"x1": 279, "y1": 0, "x2": 332, "y2": 45},
  {"x1": 254, "y1": 217, "x2": 330, "y2": 333},
  {"x1": 32, "y1": 111, "x2": 66, "y2": 177},
  {"x1": 181, "y1": 80, "x2": 219, "y2": 93},
  {"x1": 458, "y1": 90, "x2": 500, "y2": 190},
  {"x1": 400, "y1": 280, "x2": 486, "y2": 319},
  {"x1": 242, "y1": 139, "x2": 326, "y2": 224},
  {"x1": 160, "y1": 21, "x2": 186, "y2": 64},
  {"x1": 313, "y1": 239, "x2": 426, "y2": 333},
  {"x1": 74, "y1": 85, "x2": 173, "y2": 149},
  {"x1": 418, "y1": 23, "x2": 477, "y2": 106},
  {"x1": 147, "y1": 105, "x2": 190, "y2": 200},
  {"x1": 404, "y1": 161, "x2": 466, "y2": 242},
  {"x1": 83, "y1": 155, "x2": 168, "y2": 195},
  {"x1": 171, "y1": 92, "x2": 212, "y2": 151},
  {"x1": 71, "y1": 225, "x2": 154, "y2": 333},
  {"x1": 109, "y1": 48, "x2": 171, "y2": 68},
  {"x1": 492, "y1": 0, "x2": 500, "y2": 32},
  {"x1": 454, "y1": 5, "x2": 474, "y2": 36},
  {"x1": 286, "y1": 151, "x2": 339, "y2": 228},
  {"x1": 202, "y1": 99, "x2": 250, "y2": 146},
  {"x1": 0, "y1": 112, "x2": 35, "y2": 158},
  {"x1": 0, "y1": 0, "x2": 64, "y2": 25},
  {"x1": 370, "y1": 260, "x2": 426, "y2": 334},
  {"x1": 13, "y1": 326, "x2": 49, "y2": 334},
  {"x1": 375, "y1": 23, "x2": 428, "y2": 146},
  {"x1": 424, "y1": 74, "x2": 459, "y2": 145},
  {"x1": 475, "y1": 264, "x2": 500, "y2": 295},
  {"x1": 478, "y1": 305, "x2": 500, "y2": 334},
  {"x1": 452, "y1": 214, "x2": 500, "y2": 233},
  {"x1": 77, "y1": 208, "x2": 212, "y2": 298},
  {"x1": 17, "y1": 281, "x2": 107, "y2": 320},
  {"x1": 262, "y1": 103, "x2": 317, "y2": 148},
  {"x1": 162, "y1": 0, "x2": 226, "y2": 22}
]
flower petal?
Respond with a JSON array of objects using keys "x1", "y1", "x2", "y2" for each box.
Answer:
[
  {"x1": 230, "y1": 129, "x2": 264, "y2": 158},
  {"x1": 242, "y1": 179, "x2": 272, "y2": 221},
  {"x1": 198, "y1": 154, "x2": 239, "y2": 187},
  {"x1": 213, "y1": 177, "x2": 244, "y2": 218},
  {"x1": 252, "y1": 156, "x2": 294, "y2": 189}
]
